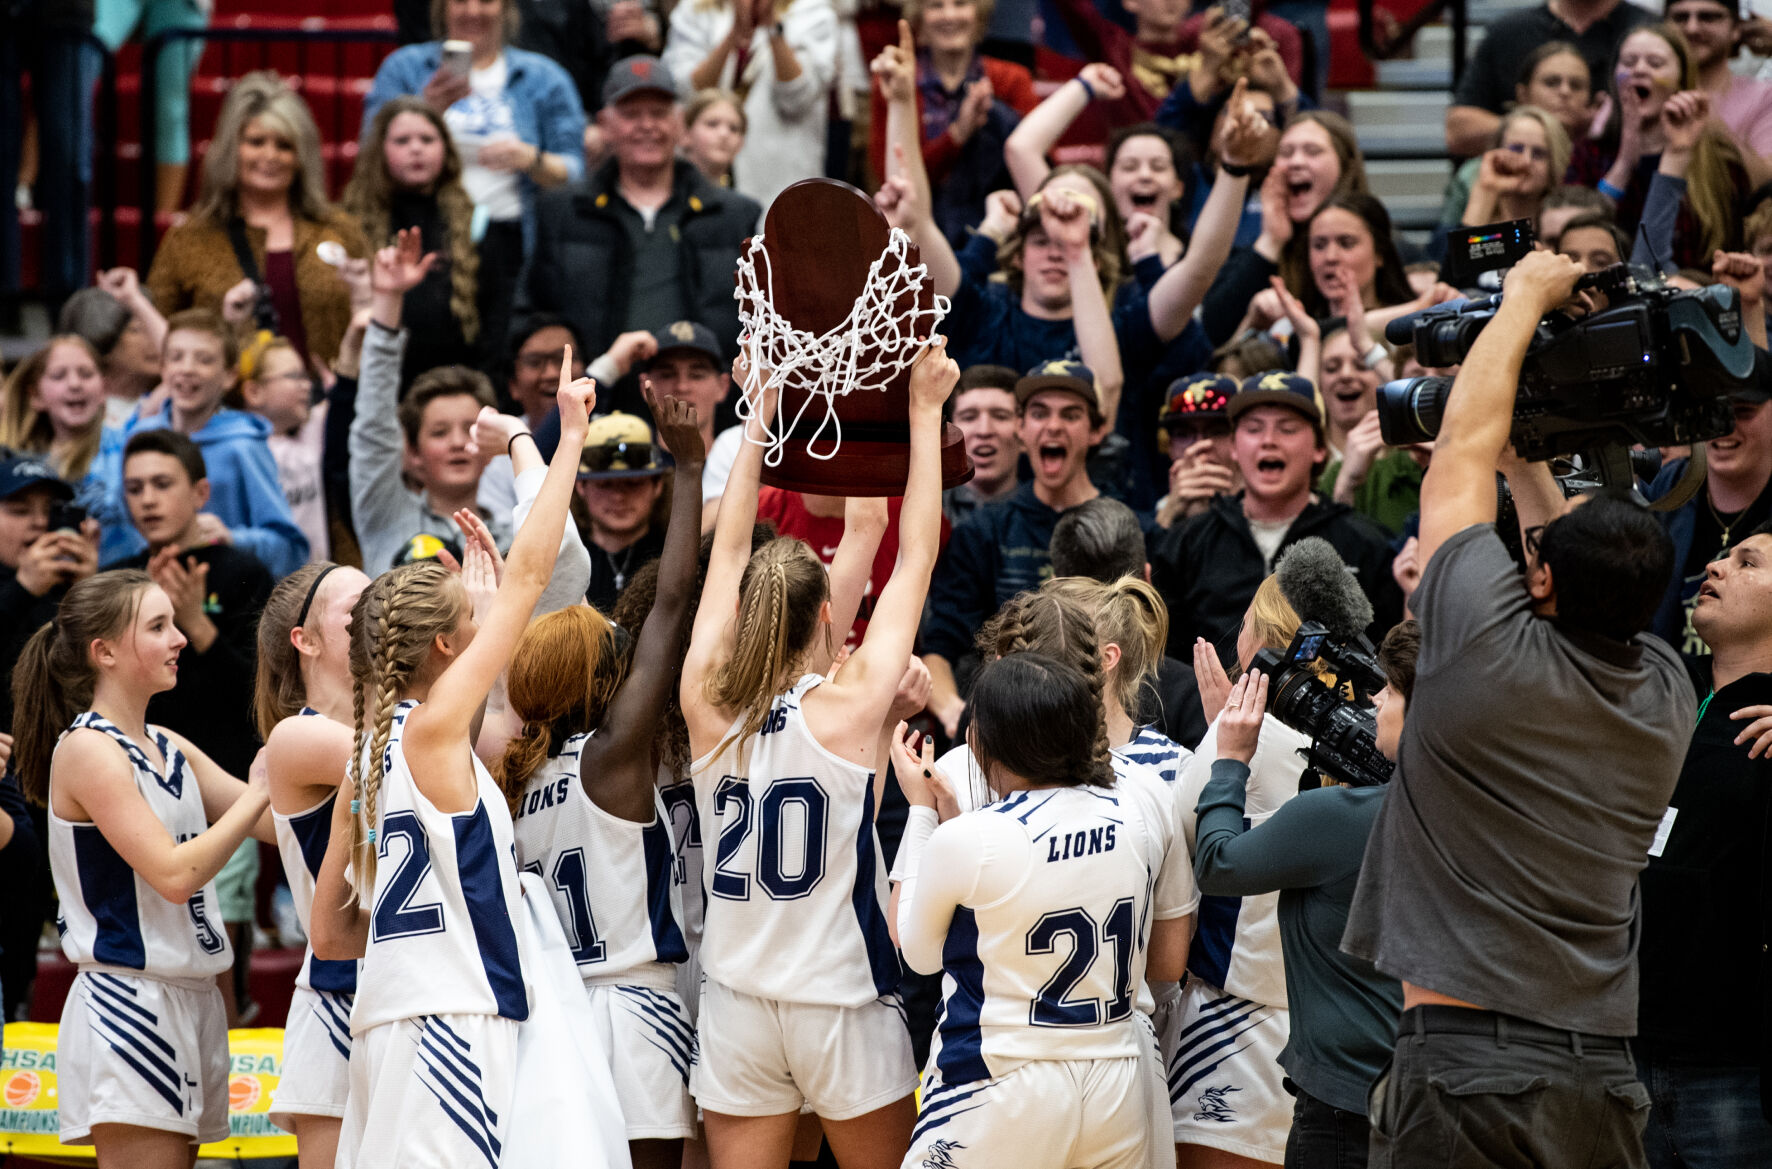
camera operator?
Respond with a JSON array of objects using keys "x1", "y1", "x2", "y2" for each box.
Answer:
[
  {"x1": 1193, "y1": 620, "x2": 1416, "y2": 1169},
  {"x1": 1342, "y1": 249, "x2": 1695, "y2": 1166},
  {"x1": 1633, "y1": 521, "x2": 1772, "y2": 1165}
]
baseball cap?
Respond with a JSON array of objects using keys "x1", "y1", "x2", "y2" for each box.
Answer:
[
  {"x1": 0, "y1": 455, "x2": 75, "y2": 502},
  {"x1": 1015, "y1": 360, "x2": 1104, "y2": 423},
  {"x1": 1160, "y1": 373, "x2": 1236, "y2": 429},
  {"x1": 646, "y1": 320, "x2": 722, "y2": 370},
  {"x1": 603, "y1": 56, "x2": 677, "y2": 106},
  {"x1": 579, "y1": 413, "x2": 667, "y2": 479},
  {"x1": 1228, "y1": 371, "x2": 1324, "y2": 428},
  {"x1": 392, "y1": 532, "x2": 463, "y2": 569}
]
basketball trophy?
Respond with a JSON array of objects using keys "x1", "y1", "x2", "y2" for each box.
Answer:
[{"x1": 732, "y1": 178, "x2": 973, "y2": 495}]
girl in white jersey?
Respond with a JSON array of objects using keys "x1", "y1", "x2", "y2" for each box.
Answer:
[
  {"x1": 492, "y1": 394, "x2": 705, "y2": 1169},
  {"x1": 899, "y1": 584, "x2": 1196, "y2": 1169},
  {"x1": 679, "y1": 342, "x2": 958, "y2": 1169},
  {"x1": 252, "y1": 559, "x2": 370, "y2": 1169},
  {"x1": 11, "y1": 570, "x2": 274, "y2": 1166},
  {"x1": 306, "y1": 309, "x2": 596, "y2": 1169},
  {"x1": 892, "y1": 652, "x2": 1191, "y2": 1169},
  {"x1": 1174, "y1": 574, "x2": 1315, "y2": 1169}
]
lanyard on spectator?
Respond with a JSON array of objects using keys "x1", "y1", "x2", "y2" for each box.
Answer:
[{"x1": 1696, "y1": 690, "x2": 1715, "y2": 725}]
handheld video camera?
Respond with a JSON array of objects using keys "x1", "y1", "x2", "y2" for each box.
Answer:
[
  {"x1": 1249, "y1": 622, "x2": 1394, "y2": 789},
  {"x1": 1376, "y1": 220, "x2": 1753, "y2": 474}
]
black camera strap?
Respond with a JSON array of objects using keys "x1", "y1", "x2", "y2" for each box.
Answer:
[{"x1": 225, "y1": 217, "x2": 281, "y2": 333}]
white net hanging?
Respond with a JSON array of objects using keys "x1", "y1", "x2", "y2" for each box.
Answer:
[{"x1": 733, "y1": 225, "x2": 950, "y2": 466}]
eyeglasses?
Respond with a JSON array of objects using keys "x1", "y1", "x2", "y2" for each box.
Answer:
[
  {"x1": 517, "y1": 349, "x2": 572, "y2": 371},
  {"x1": 580, "y1": 440, "x2": 656, "y2": 473},
  {"x1": 264, "y1": 370, "x2": 314, "y2": 390},
  {"x1": 1523, "y1": 523, "x2": 1548, "y2": 558},
  {"x1": 1504, "y1": 142, "x2": 1551, "y2": 163}
]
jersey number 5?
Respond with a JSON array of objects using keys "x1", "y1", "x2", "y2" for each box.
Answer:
[
  {"x1": 1025, "y1": 898, "x2": 1136, "y2": 1027},
  {"x1": 710, "y1": 776, "x2": 829, "y2": 901}
]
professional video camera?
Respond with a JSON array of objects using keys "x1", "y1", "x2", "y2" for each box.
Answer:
[
  {"x1": 1251, "y1": 622, "x2": 1394, "y2": 790},
  {"x1": 1376, "y1": 220, "x2": 1755, "y2": 485}
]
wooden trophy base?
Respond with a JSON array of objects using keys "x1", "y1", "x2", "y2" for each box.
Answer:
[{"x1": 759, "y1": 421, "x2": 974, "y2": 497}]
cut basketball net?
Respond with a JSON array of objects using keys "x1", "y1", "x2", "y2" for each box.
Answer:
[{"x1": 734, "y1": 225, "x2": 949, "y2": 466}]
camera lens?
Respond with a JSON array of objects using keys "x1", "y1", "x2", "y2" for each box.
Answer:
[{"x1": 1377, "y1": 376, "x2": 1454, "y2": 446}]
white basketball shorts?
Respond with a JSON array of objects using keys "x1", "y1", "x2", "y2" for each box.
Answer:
[
  {"x1": 336, "y1": 1013, "x2": 518, "y2": 1169},
  {"x1": 691, "y1": 979, "x2": 917, "y2": 1121},
  {"x1": 57, "y1": 969, "x2": 230, "y2": 1145},
  {"x1": 586, "y1": 983, "x2": 698, "y2": 1140},
  {"x1": 1168, "y1": 979, "x2": 1292, "y2": 1163},
  {"x1": 269, "y1": 986, "x2": 353, "y2": 1130},
  {"x1": 904, "y1": 1056, "x2": 1149, "y2": 1169}
]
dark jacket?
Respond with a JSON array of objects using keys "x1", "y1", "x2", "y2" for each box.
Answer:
[
  {"x1": 120, "y1": 544, "x2": 273, "y2": 777},
  {"x1": 0, "y1": 569, "x2": 63, "y2": 732},
  {"x1": 921, "y1": 482, "x2": 1069, "y2": 669},
  {"x1": 517, "y1": 160, "x2": 759, "y2": 361},
  {"x1": 1150, "y1": 491, "x2": 1403, "y2": 659}
]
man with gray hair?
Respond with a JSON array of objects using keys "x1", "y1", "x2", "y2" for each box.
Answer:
[{"x1": 1049, "y1": 496, "x2": 1206, "y2": 747}]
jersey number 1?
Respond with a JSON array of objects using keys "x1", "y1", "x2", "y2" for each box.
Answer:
[{"x1": 1025, "y1": 898, "x2": 1136, "y2": 1027}]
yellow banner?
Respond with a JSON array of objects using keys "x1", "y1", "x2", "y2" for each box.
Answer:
[{"x1": 0, "y1": 1022, "x2": 297, "y2": 1162}]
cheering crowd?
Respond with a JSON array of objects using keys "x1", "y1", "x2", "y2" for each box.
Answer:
[{"x1": 6, "y1": 0, "x2": 1772, "y2": 1165}]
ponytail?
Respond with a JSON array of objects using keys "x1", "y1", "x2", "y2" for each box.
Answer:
[
  {"x1": 10, "y1": 570, "x2": 156, "y2": 805},
  {"x1": 706, "y1": 538, "x2": 829, "y2": 752},
  {"x1": 494, "y1": 605, "x2": 628, "y2": 815}
]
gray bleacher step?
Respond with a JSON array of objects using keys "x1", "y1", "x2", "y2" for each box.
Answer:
[
  {"x1": 1366, "y1": 158, "x2": 1455, "y2": 230},
  {"x1": 1344, "y1": 89, "x2": 1450, "y2": 157}
]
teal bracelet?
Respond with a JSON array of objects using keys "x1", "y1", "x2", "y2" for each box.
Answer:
[{"x1": 1596, "y1": 178, "x2": 1625, "y2": 201}]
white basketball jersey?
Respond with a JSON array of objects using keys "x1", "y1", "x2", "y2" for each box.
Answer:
[
  {"x1": 49, "y1": 714, "x2": 232, "y2": 980},
  {"x1": 273, "y1": 710, "x2": 359, "y2": 996},
  {"x1": 658, "y1": 768, "x2": 704, "y2": 952},
  {"x1": 1113, "y1": 725, "x2": 1191, "y2": 786},
  {"x1": 690, "y1": 674, "x2": 898, "y2": 1008},
  {"x1": 351, "y1": 701, "x2": 529, "y2": 1034},
  {"x1": 934, "y1": 786, "x2": 1160, "y2": 1084},
  {"x1": 511, "y1": 733, "x2": 688, "y2": 990}
]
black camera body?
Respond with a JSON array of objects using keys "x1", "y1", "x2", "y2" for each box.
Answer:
[
  {"x1": 47, "y1": 501, "x2": 88, "y2": 534},
  {"x1": 1250, "y1": 622, "x2": 1395, "y2": 789},
  {"x1": 1379, "y1": 259, "x2": 1754, "y2": 463}
]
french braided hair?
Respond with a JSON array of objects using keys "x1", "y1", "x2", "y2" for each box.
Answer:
[
  {"x1": 975, "y1": 589, "x2": 1115, "y2": 787},
  {"x1": 705, "y1": 537, "x2": 830, "y2": 753},
  {"x1": 343, "y1": 562, "x2": 466, "y2": 903},
  {"x1": 969, "y1": 653, "x2": 1116, "y2": 791},
  {"x1": 1042, "y1": 576, "x2": 1169, "y2": 722}
]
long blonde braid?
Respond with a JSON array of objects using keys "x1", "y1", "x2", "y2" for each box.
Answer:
[{"x1": 344, "y1": 563, "x2": 465, "y2": 902}]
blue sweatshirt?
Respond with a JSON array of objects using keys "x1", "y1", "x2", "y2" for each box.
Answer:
[{"x1": 104, "y1": 404, "x2": 310, "y2": 577}]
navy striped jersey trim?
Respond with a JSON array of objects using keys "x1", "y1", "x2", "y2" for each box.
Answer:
[
  {"x1": 451, "y1": 804, "x2": 528, "y2": 1022},
  {"x1": 73, "y1": 824, "x2": 145, "y2": 969},
  {"x1": 416, "y1": 1016, "x2": 502, "y2": 1168},
  {"x1": 641, "y1": 819, "x2": 689, "y2": 964},
  {"x1": 935, "y1": 907, "x2": 989, "y2": 1085},
  {"x1": 853, "y1": 780, "x2": 901, "y2": 998},
  {"x1": 311, "y1": 990, "x2": 353, "y2": 1061},
  {"x1": 912, "y1": 1075, "x2": 994, "y2": 1144}
]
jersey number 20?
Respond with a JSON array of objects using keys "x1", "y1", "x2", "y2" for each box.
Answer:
[
  {"x1": 710, "y1": 776, "x2": 828, "y2": 901},
  {"x1": 1025, "y1": 899, "x2": 1137, "y2": 1027}
]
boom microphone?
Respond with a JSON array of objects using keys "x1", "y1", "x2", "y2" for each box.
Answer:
[{"x1": 1275, "y1": 538, "x2": 1373, "y2": 643}]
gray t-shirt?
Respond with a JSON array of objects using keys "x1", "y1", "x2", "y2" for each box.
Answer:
[
  {"x1": 616, "y1": 197, "x2": 689, "y2": 333},
  {"x1": 1341, "y1": 524, "x2": 1694, "y2": 1036}
]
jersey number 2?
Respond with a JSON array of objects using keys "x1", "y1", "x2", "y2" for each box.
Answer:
[
  {"x1": 372, "y1": 811, "x2": 446, "y2": 940},
  {"x1": 710, "y1": 776, "x2": 829, "y2": 901},
  {"x1": 1025, "y1": 898, "x2": 1136, "y2": 1027}
]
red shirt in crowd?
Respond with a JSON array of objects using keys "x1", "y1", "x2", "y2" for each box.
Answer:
[{"x1": 757, "y1": 488, "x2": 953, "y2": 649}]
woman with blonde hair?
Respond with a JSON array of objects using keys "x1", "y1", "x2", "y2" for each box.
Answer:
[
  {"x1": 682, "y1": 88, "x2": 748, "y2": 186},
  {"x1": 253, "y1": 560, "x2": 371, "y2": 1169},
  {"x1": 343, "y1": 97, "x2": 482, "y2": 385},
  {"x1": 493, "y1": 396, "x2": 704, "y2": 1169},
  {"x1": 0, "y1": 335, "x2": 116, "y2": 512},
  {"x1": 10, "y1": 569, "x2": 275, "y2": 1168},
  {"x1": 1449, "y1": 105, "x2": 1573, "y2": 232},
  {"x1": 146, "y1": 72, "x2": 369, "y2": 367},
  {"x1": 677, "y1": 341, "x2": 957, "y2": 1169},
  {"x1": 304, "y1": 359, "x2": 595, "y2": 1168},
  {"x1": 663, "y1": 0, "x2": 840, "y2": 208}
]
